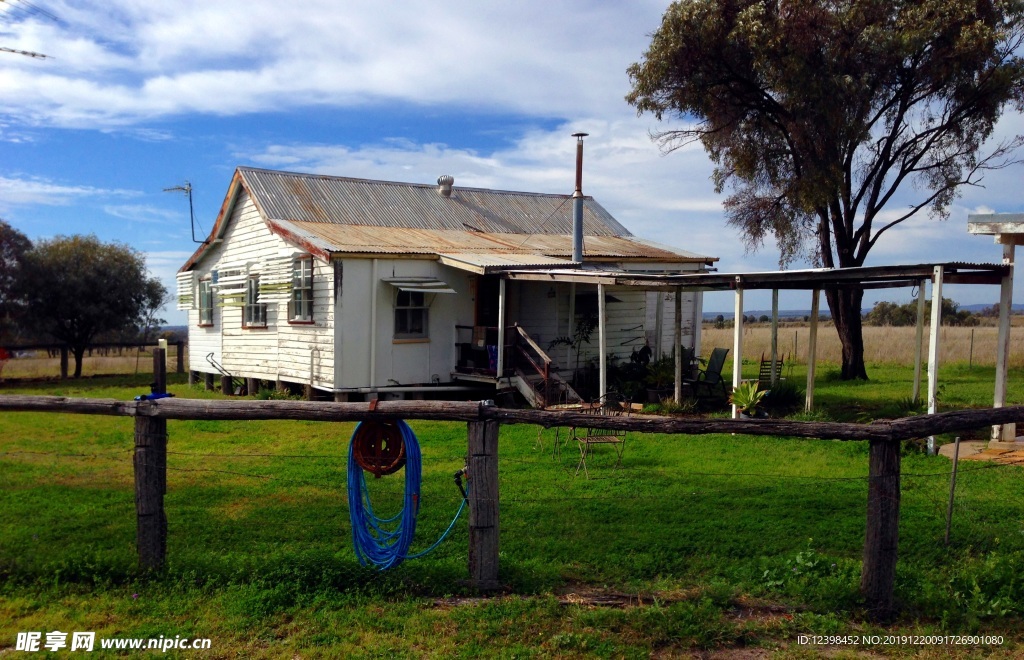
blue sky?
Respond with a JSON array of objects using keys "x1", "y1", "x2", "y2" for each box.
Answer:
[{"x1": 2, "y1": 0, "x2": 1022, "y2": 326}]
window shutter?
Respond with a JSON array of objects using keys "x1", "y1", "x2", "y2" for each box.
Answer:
[
  {"x1": 176, "y1": 271, "x2": 196, "y2": 310},
  {"x1": 212, "y1": 262, "x2": 248, "y2": 307},
  {"x1": 258, "y1": 256, "x2": 294, "y2": 304}
]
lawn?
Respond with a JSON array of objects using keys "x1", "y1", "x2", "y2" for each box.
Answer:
[{"x1": 1, "y1": 365, "x2": 1024, "y2": 657}]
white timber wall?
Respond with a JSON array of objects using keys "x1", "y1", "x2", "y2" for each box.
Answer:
[
  {"x1": 575, "y1": 285, "x2": 650, "y2": 366},
  {"x1": 646, "y1": 290, "x2": 700, "y2": 359},
  {"x1": 184, "y1": 191, "x2": 335, "y2": 390},
  {"x1": 184, "y1": 240, "x2": 225, "y2": 372},
  {"x1": 513, "y1": 281, "x2": 564, "y2": 349},
  {"x1": 334, "y1": 258, "x2": 476, "y2": 390},
  {"x1": 512, "y1": 268, "x2": 705, "y2": 370}
]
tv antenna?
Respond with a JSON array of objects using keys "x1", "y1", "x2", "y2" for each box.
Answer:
[
  {"x1": 163, "y1": 181, "x2": 204, "y2": 244},
  {"x1": 0, "y1": 45, "x2": 48, "y2": 58}
]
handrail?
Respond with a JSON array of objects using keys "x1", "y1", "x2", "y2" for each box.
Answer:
[
  {"x1": 514, "y1": 324, "x2": 552, "y2": 367},
  {"x1": 515, "y1": 345, "x2": 548, "y2": 382}
]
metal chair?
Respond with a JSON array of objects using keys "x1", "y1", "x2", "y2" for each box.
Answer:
[
  {"x1": 572, "y1": 392, "x2": 629, "y2": 478},
  {"x1": 684, "y1": 347, "x2": 729, "y2": 399}
]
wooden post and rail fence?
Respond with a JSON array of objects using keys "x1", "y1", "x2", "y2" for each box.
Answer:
[{"x1": 3, "y1": 349, "x2": 1024, "y2": 621}]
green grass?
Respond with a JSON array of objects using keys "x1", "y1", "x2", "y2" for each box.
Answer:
[{"x1": 2, "y1": 367, "x2": 1024, "y2": 656}]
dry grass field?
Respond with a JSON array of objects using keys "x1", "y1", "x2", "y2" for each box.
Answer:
[
  {"x1": 702, "y1": 320, "x2": 1024, "y2": 368},
  {"x1": 2, "y1": 320, "x2": 1023, "y2": 380},
  {"x1": 0, "y1": 346, "x2": 187, "y2": 380}
]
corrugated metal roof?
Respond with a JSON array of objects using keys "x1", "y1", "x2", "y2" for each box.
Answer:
[
  {"x1": 274, "y1": 220, "x2": 706, "y2": 263},
  {"x1": 438, "y1": 253, "x2": 577, "y2": 274},
  {"x1": 240, "y1": 166, "x2": 630, "y2": 236}
]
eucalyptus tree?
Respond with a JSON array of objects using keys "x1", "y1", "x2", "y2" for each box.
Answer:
[
  {"x1": 627, "y1": 0, "x2": 1024, "y2": 379},
  {"x1": 18, "y1": 235, "x2": 167, "y2": 377},
  {"x1": 0, "y1": 219, "x2": 31, "y2": 343}
]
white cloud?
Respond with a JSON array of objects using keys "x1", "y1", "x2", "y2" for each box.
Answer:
[
  {"x1": 0, "y1": 175, "x2": 137, "y2": 206},
  {"x1": 103, "y1": 204, "x2": 182, "y2": 224},
  {"x1": 0, "y1": 0, "x2": 668, "y2": 128}
]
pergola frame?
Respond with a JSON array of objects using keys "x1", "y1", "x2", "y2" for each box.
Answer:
[
  {"x1": 505, "y1": 262, "x2": 1009, "y2": 449},
  {"x1": 968, "y1": 215, "x2": 1022, "y2": 446}
]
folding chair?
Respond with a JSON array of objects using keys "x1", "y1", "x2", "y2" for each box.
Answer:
[
  {"x1": 684, "y1": 347, "x2": 729, "y2": 399},
  {"x1": 572, "y1": 392, "x2": 629, "y2": 478}
]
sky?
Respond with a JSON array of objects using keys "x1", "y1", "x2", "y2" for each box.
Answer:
[{"x1": 1, "y1": 0, "x2": 1023, "y2": 326}]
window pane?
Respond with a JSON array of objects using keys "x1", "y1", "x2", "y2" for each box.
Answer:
[{"x1": 410, "y1": 309, "x2": 424, "y2": 334}]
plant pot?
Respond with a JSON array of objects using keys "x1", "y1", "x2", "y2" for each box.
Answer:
[{"x1": 647, "y1": 387, "x2": 673, "y2": 403}]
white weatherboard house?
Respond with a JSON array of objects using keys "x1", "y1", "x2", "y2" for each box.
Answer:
[{"x1": 177, "y1": 166, "x2": 716, "y2": 404}]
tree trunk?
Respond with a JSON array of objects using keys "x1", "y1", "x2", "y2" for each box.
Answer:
[
  {"x1": 825, "y1": 288, "x2": 868, "y2": 380},
  {"x1": 72, "y1": 345, "x2": 86, "y2": 379}
]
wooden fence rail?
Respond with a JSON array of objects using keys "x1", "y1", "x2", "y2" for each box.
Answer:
[
  {"x1": 4, "y1": 354, "x2": 1024, "y2": 621},
  {"x1": 3, "y1": 394, "x2": 1023, "y2": 441}
]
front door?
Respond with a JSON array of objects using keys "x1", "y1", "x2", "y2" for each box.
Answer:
[{"x1": 475, "y1": 275, "x2": 501, "y2": 329}]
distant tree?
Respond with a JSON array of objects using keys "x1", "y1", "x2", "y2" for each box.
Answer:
[
  {"x1": 0, "y1": 219, "x2": 31, "y2": 343},
  {"x1": 17, "y1": 235, "x2": 168, "y2": 377},
  {"x1": 138, "y1": 278, "x2": 168, "y2": 343},
  {"x1": 863, "y1": 301, "x2": 915, "y2": 327},
  {"x1": 978, "y1": 303, "x2": 1003, "y2": 318},
  {"x1": 863, "y1": 298, "x2": 978, "y2": 327},
  {"x1": 758, "y1": 315, "x2": 770, "y2": 323},
  {"x1": 627, "y1": 0, "x2": 1024, "y2": 380},
  {"x1": 714, "y1": 314, "x2": 726, "y2": 329}
]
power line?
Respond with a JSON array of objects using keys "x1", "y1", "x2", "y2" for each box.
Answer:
[
  {"x1": 1, "y1": 0, "x2": 58, "y2": 24},
  {"x1": 0, "y1": 0, "x2": 57, "y2": 59}
]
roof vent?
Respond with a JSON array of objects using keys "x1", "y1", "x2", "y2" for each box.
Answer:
[{"x1": 437, "y1": 175, "x2": 454, "y2": 197}]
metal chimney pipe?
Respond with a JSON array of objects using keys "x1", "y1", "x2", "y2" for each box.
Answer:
[{"x1": 571, "y1": 132, "x2": 588, "y2": 263}]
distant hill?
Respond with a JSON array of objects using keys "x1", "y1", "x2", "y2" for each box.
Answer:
[
  {"x1": 959, "y1": 303, "x2": 1024, "y2": 314},
  {"x1": 704, "y1": 303, "x2": 1024, "y2": 320},
  {"x1": 703, "y1": 310, "x2": 832, "y2": 320}
]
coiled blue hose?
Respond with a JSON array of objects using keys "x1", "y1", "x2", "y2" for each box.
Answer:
[{"x1": 347, "y1": 420, "x2": 466, "y2": 570}]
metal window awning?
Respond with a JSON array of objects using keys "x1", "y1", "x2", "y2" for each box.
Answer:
[
  {"x1": 438, "y1": 252, "x2": 577, "y2": 274},
  {"x1": 382, "y1": 277, "x2": 457, "y2": 294}
]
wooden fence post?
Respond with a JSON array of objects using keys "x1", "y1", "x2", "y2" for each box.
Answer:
[
  {"x1": 204, "y1": 373, "x2": 214, "y2": 391},
  {"x1": 134, "y1": 348, "x2": 167, "y2": 570},
  {"x1": 861, "y1": 438, "x2": 901, "y2": 622},
  {"x1": 176, "y1": 341, "x2": 185, "y2": 374},
  {"x1": 221, "y1": 375, "x2": 232, "y2": 395},
  {"x1": 59, "y1": 347, "x2": 68, "y2": 380},
  {"x1": 468, "y1": 404, "x2": 500, "y2": 590}
]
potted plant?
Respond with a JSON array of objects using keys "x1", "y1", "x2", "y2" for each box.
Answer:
[
  {"x1": 644, "y1": 356, "x2": 676, "y2": 403},
  {"x1": 730, "y1": 381, "x2": 768, "y2": 418}
]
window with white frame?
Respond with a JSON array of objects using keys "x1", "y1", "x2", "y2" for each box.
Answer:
[
  {"x1": 290, "y1": 258, "x2": 313, "y2": 322},
  {"x1": 243, "y1": 276, "x2": 267, "y2": 328},
  {"x1": 394, "y1": 290, "x2": 427, "y2": 339},
  {"x1": 198, "y1": 279, "x2": 214, "y2": 326}
]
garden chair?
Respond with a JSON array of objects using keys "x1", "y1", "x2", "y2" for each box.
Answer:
[
  {"x1": 572, "y1": 391, "x2": 629, "y2": 478},
  {"x1": 684, "y1": 347, "x2": 729, "y2": 399},
  {"x1": 758, "y1": 352, "x2": 785, "y2": 388}
]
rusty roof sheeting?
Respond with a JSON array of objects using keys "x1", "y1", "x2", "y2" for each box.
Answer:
[
  {"x1": 275, "y1": 220, "x2": 709, "y2": 263},
  {"x1": 240, "y1": 166, "x2": 630, "y2": 236}
]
